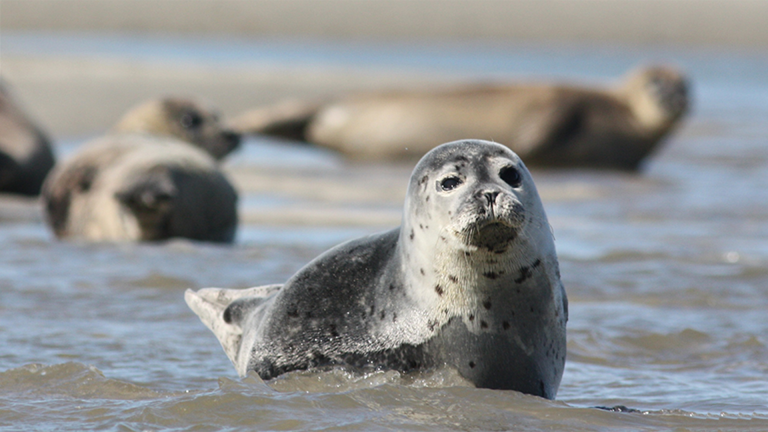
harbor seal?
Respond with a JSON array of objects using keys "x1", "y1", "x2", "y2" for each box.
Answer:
[
  {"x1": 0, "y1": 79, "x2": 55, "y2": 196},
  {"x1": 231, "y1": 64, "x2": 688, "y2": 170},
  {"x1": 112, "y1": 97, "x2": 241, "y2": 160},
  {"x1": 186, "y1": 139, "x2": 568, "y2": 398},
  {"x1": 42, "y1": 97, "x2": 239, "y2": 242}
]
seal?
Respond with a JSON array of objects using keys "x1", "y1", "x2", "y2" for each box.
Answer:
[
  {"x1": 0, "y1": 79, "x2": 55, "y2": 196},
  {"x1": 42, "y1": 97, "x2": 240, "y2": 242},
  {"x1": 112, "y1": 97, "x2": 241, "y2": 160},
  {"x1": 186, "y1": 139, "x2": 568, "y2": 398},
  {"x1": 231, "y1": 64, "x2": 688, "y2": 170}
]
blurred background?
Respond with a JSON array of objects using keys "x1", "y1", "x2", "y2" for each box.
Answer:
[{"x1": 2, "y1": 1, "x2": 768, "y2": 430}]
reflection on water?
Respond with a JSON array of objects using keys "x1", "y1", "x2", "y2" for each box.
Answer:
[{"x1": 1, "y1": 33, "x2": 768, "y2": 430}]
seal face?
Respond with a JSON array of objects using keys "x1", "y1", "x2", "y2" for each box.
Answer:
[
  {"x1": 186, "y1": 139, "x2": 568, "y2": 399},
  {"x1": 112, "y1": 98, "x2": 241, "y2": 160}
]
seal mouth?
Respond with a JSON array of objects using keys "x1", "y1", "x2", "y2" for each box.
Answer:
[{"x1": 462, "y1": 220, "x2": 519, "y2": 253}]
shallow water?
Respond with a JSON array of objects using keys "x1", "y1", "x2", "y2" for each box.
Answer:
[{"x1": 2, "y1": 34, "x2": 768, "y2": 431}]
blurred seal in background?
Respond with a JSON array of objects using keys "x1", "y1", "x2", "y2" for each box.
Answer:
[
  {"x1": 232, "y1": 64, "x2": 688, "y2": 170},
  {"x1": 0, "y1": 79, "x2": 56, "y2": 196},
  {"x1": 42, "y1": 97, "x2": 240, "y2": 242}
]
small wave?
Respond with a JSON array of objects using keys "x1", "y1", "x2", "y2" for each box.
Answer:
[
  {"x1": 266, "y1": 365, "x2": 473, "y2": 393},
  {"x1": 0, "y1": 362, "x2": 163, "y2": 400}
]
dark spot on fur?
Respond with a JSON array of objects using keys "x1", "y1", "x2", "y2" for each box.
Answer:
[
  {"x1": 369, "y1": 305, "x2": 375, "y2": 315},
  {"x1": 426, "y1": 196, "x2": 430, "y2": 202},
  {"x1": 380, "y1": 311, "x2": 386, "y2": 320},
  {"x1": 425, "y1": 225, "x2": 429, "y2": 229},
  {"x1": 419, "y1": 175, "x2": 428, "y2": 185},
  {"x1": 469, "y1": 361, "x2": 476, "y2": 368},
  {"x1": 392, "y1": 313, "x2": 397, "y2": 322},
  {"x1": 409, "y1": 229, "x2": 414, "y2": 240},
  {"x1": 448, "y1": 210, "x2": 452, "y2": 216},
  {"x1": 483, "y1": 271, "x2": 498, "y2": 279},
  {"x1": 419, "y1": 223, "x2": 424, "y2": 230},
  {"x1": 439, "y1": 235, "x2": 446, "y2": 242},
  {"x1": 329, "y1": 324, "x2": 339, "y2": 337},
  {"x1": 443, "y1": 308, "x2": 448, "y2": 314},
  {"x1": 530, "y1": 306, "x2": 535, "y2": 313},
  {"x1": 287, "y1": 307, "x2": 299, "y2": 318},
  {"x1": 464, "y1": 251, "x2": 471, "y2": 257},
  {"x1": 483, "y1": 301, "x2": 492, "y2": 310},
  {"x1": 480, "y1": 320, "x2": 488, "y2": 329},
  {"x1": 420, "y1": 268, "x2": 425, "y2": 276},
  {"x1": 502, "y1": 321, "x2": 510, "y2": 330},
  {"x1": 469, "y1": 314, "x2": 475, "y2": 321},
  {"x1": 532, "y1": 259, "x2": 542, "y2": 268},
  {"x1": 515, "y1": 266, "x2": 532, "y2": 284},
  {"x1": 448, "y1": 275, "x2": 458, "y2": 283},
  {"x1": 434, "y1": 285, "x2": 444, "y2": 296},
  {"x1": 389, "y1": 283, "x2": 396, "y2": 291},
  {"x1": 428, "y1": 320, "x2": 438, "y2": 331}
]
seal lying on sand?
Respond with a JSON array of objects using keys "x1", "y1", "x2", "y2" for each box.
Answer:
[
  {"x1": 42, "y1": 97, "x2": 239, "y2": 242},
  {"x1": 186, "y1": 139, "x2": 568, "y2": 398},
  {"x1": 231, "y1": 65, "x2": 688, "y2": 170},
  {"x1": 0, "y1": 80, "x2": 56, "y2": 196}
]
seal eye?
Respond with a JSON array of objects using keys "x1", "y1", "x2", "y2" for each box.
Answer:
[
  {"x1": 500, "y1": 166, "x2": 522, "y2": 188},
  {"x1": 439, "y1": 176, "x2": 463, "y2": 191},
  {"x1": 180, "y1": 111, "x2": 203, "y2": 130}
]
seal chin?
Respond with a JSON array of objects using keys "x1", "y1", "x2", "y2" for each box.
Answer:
[{"x1": 461, "y1": 220, "x2": 519, "y2": 253}]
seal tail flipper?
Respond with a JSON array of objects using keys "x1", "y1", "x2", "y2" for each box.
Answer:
[
  {"x1": 228, "y1": 99, "x2": 324, "y2": 142},
  {"x1": 184, "y1": 285, "x2": 282, "y2": 370}
]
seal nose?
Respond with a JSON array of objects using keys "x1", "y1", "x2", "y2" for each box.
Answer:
[
  {"x1": 223, "y1": 130, "x2": 241, "y2": 152},
  {"x1": 483, "y1": 191, "x2": 499, "y2": 206}
]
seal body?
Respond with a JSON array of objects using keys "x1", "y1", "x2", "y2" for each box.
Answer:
[
  {"x1": 42, "y1": 97, "x2": 240, "y2": 243},
  {"x1": 231, "y1": 65, "x2": 688, "y2": 170},
  {"x1": 43, "y1": 135, "x2": 238, "y2": 242},
  {"x1": 0, "y1": 80, "x2": 55, "y2": 196},
  {"x1": 186, "y1": 139, "x2": 568, "y2": 398}
]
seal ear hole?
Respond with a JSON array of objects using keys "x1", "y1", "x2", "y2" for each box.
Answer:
[
  {"x1": 500, "y1": 166, "x2": 522, "y2": 188},
  {"x1": 439, "y1": 176, "x2": 463, "y2": 192}
]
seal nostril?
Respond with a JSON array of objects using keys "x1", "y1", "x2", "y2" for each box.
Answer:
[{"x1": 484, "y1": 191, "x2": 499, "y2": 205}]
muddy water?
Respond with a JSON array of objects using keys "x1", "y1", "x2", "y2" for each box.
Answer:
[{"x1": 1, "y1": 34, "x2": 768, "y2": 431}]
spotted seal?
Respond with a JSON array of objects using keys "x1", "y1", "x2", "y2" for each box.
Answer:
[
  {"x1": 42, "y1": 97, "x2": 239, "y2": 242},
  {"x1": 186, "y1": 139, "x2": 568, "y2": 398},
  {"x1": 0, "y1": 79, "x2": 55, "y2": 196},
  {"x1": 231, "y1": 64, "x2": 688, "y2": 170}
]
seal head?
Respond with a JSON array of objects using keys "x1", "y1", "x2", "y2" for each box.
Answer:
[{"x1": 113, "y1": 98, "x2": 241, "y2": 160}]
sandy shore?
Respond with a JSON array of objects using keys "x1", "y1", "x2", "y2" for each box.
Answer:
[{"x1": 3, "y1": 0, "x2": 768, "y2": 47}]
